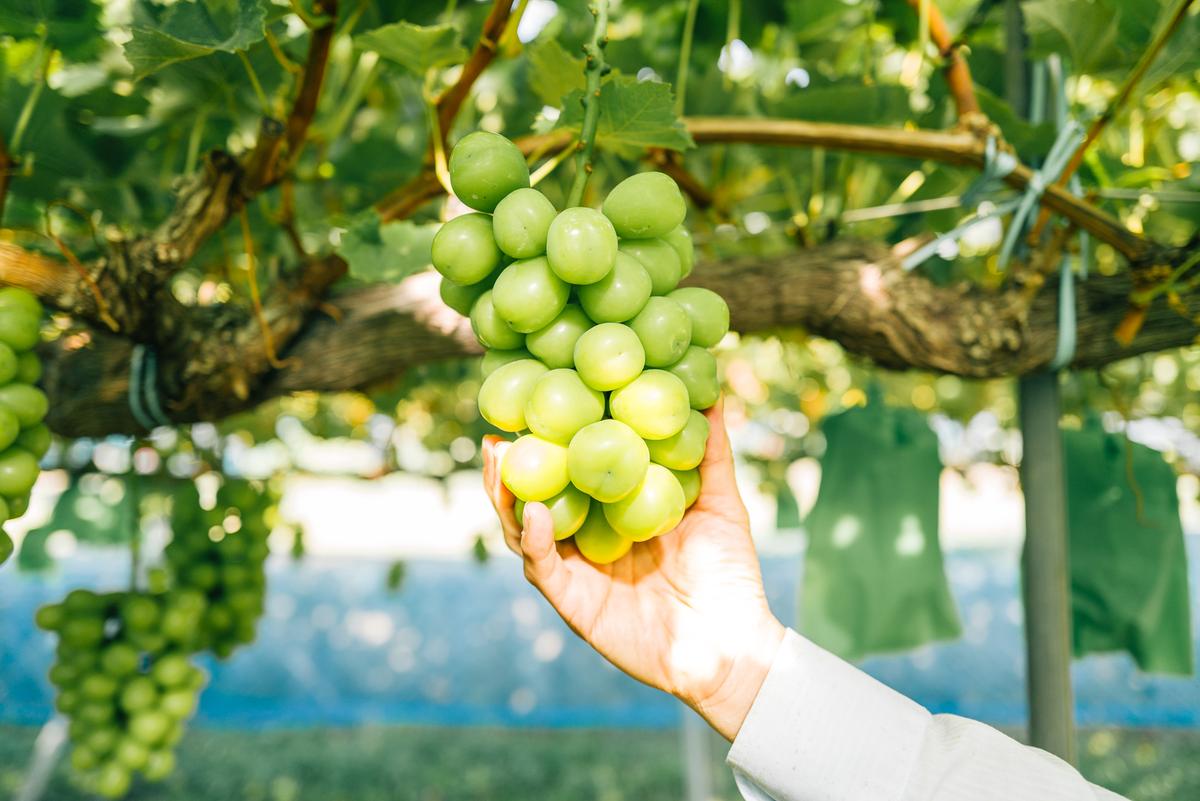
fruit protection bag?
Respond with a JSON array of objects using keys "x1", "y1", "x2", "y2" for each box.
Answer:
[
  {"x1": 1066, "y1": 419, "x2": 1194, "y2": 675},
  {"x1": 801, "y1": 403, "x2": 961, "y2": 660}
]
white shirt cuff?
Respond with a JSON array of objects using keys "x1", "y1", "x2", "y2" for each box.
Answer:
[{"x1": 726, "y1": 629, "x2": 932, "y2": 801}]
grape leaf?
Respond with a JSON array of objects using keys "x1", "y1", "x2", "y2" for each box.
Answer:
[
  {"x1": 123, "y1": 0, "x2": 268, "y2": 81},
  {"x1": 557, "y1": 75, "x2": 693, "y2": 152},
  {"x1": 337, "y1": 210, "x2": 438, "y2": 283},
  {"x1": 526, "y1": 38, "x2": 585, "y2": 106},
  {"x1": 356, "y1": 21, "x2": 467, "y2": 75},
  {"x1": 1022, "y1": 0, "x2": 1121, "y2": 75},
  {"x1": 0, "y1": 0, "x2": 104, "y2": 61}
]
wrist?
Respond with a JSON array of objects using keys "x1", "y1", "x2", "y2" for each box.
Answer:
[{"x1": 678, "y1": 614, "x2": 786, "y2": 742}]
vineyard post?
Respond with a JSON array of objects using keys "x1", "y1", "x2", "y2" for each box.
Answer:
[{"x1": 1006, "y1": 0, "x2": 1077, "y2": 764}]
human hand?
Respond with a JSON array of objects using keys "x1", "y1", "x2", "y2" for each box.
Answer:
[{"x1": 482, "y1": 399, "x2": 785, "y2": 741}]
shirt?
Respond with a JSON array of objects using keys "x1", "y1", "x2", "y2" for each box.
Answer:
[{"x1": 728, "y1": 630, "x2": 1127, "y2": 801}]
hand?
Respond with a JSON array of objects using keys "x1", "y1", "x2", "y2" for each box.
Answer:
[{"x1": 482, "y1": 399, "x2": 785, "y2": 741}]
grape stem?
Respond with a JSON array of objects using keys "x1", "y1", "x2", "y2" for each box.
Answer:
[{"x1": 566, "y1": 0, "x2": 610, "y2": 208}]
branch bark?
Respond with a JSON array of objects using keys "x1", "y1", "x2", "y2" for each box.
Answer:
[{"x1": 41, "y1": 243, "x2": 1200, "y2": 437}]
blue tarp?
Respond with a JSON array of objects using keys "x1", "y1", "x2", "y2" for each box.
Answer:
[{"x1": 2, "y1": 538, "x2": 1199, "y2": 730}]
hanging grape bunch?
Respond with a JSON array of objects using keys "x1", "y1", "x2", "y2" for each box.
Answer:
[
  {"x1": 164, "y1": 478, "x2": 271, "y2": 659},
  {"x1": 34, "y1": 590, "x2": 206, "y2": 797},
  {"x1": 434, "y1": 132, "x2": 727, "y2": 565},
  {"x1": 0, "y1": 287, "x2": 51, "y2": 566}
]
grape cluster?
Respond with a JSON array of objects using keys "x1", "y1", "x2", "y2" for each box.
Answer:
[
  {"x1": 35, "y1": 590, "x2": 204, "y2": 797},
  {"x1": 0, "y1": 287, "x2": 51, "y2": 565},
  {"x1": 163, "y1": 479, "x2": 270, "y2": 659},
  {"x1": 435, "y1": 132, "x2": 728, "y2": 564}
]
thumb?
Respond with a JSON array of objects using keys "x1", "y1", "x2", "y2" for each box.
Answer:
[
  {"x1": 520, "y1": 502, "x2": 568, "y2": 598},
  {"x1": 696, "y1": 396, "x2": 745, "y2": 511}
]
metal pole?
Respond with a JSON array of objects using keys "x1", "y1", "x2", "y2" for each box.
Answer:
[
  {"x1": 680, "y1": 707, "x2": 714, "y2": 801},
  {"x1": 1017, "y1": 373, "x2": 1077, "y2": 763},
  {"x1": 1006, "y1": 0, "x2": 1077, "y2": 763}
]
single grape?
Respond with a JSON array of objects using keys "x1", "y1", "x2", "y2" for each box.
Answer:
[
  {"x1": 439, "y1": 275, "x2": 492, "y2": 316},
  {"x1": 501, "y1": 435, "x2": 571, "y2": 502},
  {"x1": 448, "y1": 131, "x2": 530, "y2": 212},
  {"x1": 668, "y1": 287, "x2": 729, "y2": 347},
  {"x1": 513, "y1": 484, "x2": 591, "y2": 540},
  {"x1": 603, "y1": 464, "x2": 686, "y2": 541},
  {"x1": 572, "y1": 323, "x2": 645, "y2": 391},
  {"x1": 99, "y1": 643, "x2": 141, "y2": 678},
  {"x1": 601, "y1": 172, "x2": 686, "y2": 239},
  {"x1": 576, "y1": 251, "x2": 652, "y2": 323},
  {"x1": 469, "y1": 291, "x2": 525, "y2": 350},
  {"x1": 142, "y1": 749, "x2": 176, "y2": 781},
  {"x1": 35, "y1": 603, "x2": 65, "y2": 631},
  {"x1": 666, "y1": 346, "x2": 719, "y2": 410},
  {"x1": 524, "y1": 369, "x2": 605, "y2": 444},
  {"x1": 525, "y1": 305, "x2": 592, "y2": 369},
  {"x1": 0, "y1": 448, "x2": 39, "y2": 496},
  {"x1": 619, "y1": 239, "x2": 682, "y2": 295},
  {"x1": 493, "y1": 187, "x2": 557, "y2": 258},
  {"x1": 478, "y1": 359, "x2": 549, "y2": 432},
  {"x1": 0, "y1": 406, "x2": 20, "y2": 452},
  {"x1": 114, "y1": 737, "x2": 150, "y2": 770},
  {"x1": 0, "y1": 384, "x2": 49, "y2": 427},
  {"x1": 0, "y1": 342, "x2": 17, "y2": 384},
  {"x1": 128, "y1": 710, "x2": 172, "y2": 746},
  {"x1": 672, "y1": 468, "x2": 700, "y2": 507},
  {"x1": 480, "y1": 348, "x2": 533, "y2": 378},
  {"x1": 16, "y1": 423, "x2": 51, "y2": 458},
  {"x1": 662, "y1": 225, "x2": 695, "y2": 278},
  {"x1": 491, "y1": 257, "x2": 569, "y2": 333},
  {"x1": 0, "y1": 311, "x2": 40, "y2": 352},
  {"x1": 93, "y1": 762, "x2": 132, "y2": 798},
  {"x1": 431, "y1": 213, "x2": 503, "y2": 286},
  {"x1": 573, "y1": 506, "x2": 633, "y2": 565},
  {"x1": 15, "y1": 350, "x2": 40, "y2": 384},
  {"x1": 0, "y1": 287, "x2": 43, "y2": 318},
  {"x1": 646, "y1": 409, "x2": 709, "y2": 470},
  {"x1": 567, "y1": 419, "x2": 649, "y2": 503},
  {"x1": 629, "y1": 296, "x2": 692, "y2": 367},
  {"x1": 546, "y1": 207, "x2": 618, "y2": 284},
  {"x1": 609, "y1": 370, "x2": 691, "y2": 441}
]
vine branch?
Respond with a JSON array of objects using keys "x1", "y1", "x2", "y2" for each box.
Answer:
[
  {"x1": 282, "y1": 0, "x2": 339, "y2": 170},
  {"x1": 906, "y1": 0, "x2": 980, "y2": 119},
  {"x1": 566, "y1": 0, "x2": 610, "y2": 207}
]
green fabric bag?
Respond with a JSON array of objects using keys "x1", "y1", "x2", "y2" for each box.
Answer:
[
  {"x1": 1065, "y1": 420, "x2": 1194, "y2": 675},
  {"x1": 801, "y1": 403, "x2": 961, "y2": 660}
]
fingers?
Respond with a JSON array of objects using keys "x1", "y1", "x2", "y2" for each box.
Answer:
[
  {"x1": 482, "y1": 436, "x2": 522, "y2": 554},
  {"x1": 696, "y1": 396, "x2": 749, "y2": 519},
  {"x1": 519, "y1": 502, "x2": 569, "y2": 599}
]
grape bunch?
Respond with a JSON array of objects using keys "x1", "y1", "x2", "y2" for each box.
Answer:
[
  {"x1": 35, "y1": 590, "x2": 205, "y2": 797},
  {"x1": 0, "y1": 286, "x2": 51, "y2": 565},
  {"x1": 164, "y1": 479, "x2": 271, "y2": 659},
  {"x1": 434, "y1": 132, "x2": 728, "y2": 564}
]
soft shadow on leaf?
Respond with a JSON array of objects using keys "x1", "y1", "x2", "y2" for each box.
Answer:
[
  {"x1": 525, "y1": 38, "x2": 585, "y2": 107},
  {"x1": 124, "y1": 0, "x2": 268, "y2": 81},
  {"x1": 356, "y1": 21, "x2": 467, "y2": 75},
  {"x1": 557, "y1": 74, "x2": 693, "y2": 152}
]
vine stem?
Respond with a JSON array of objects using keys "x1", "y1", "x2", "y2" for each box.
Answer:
[
  {"x1": 566, "y1": 0, "x2": 610, "y2": 208},
  {"x1": 675, "y1": 0, "x2": 700, "y2": 115},
  {"x1": 1027, "y1": 0, "x2": 1198, "y2": 242}
]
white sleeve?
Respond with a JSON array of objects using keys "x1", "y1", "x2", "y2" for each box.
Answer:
[{"x1": 727, "y1": 630, "x2": 1127, "y2": 801}]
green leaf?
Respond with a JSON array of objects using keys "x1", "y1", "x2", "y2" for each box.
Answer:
[
  {"x1": 1022, "y1": 0, "x2": 1121, "y2": 74},
  {"x1": 337, "y1": 210, "x2": 438, "y2": 283},
  {"x1": 975, "y1": 86, "x2": 1056, "y2": 159},
  {"x1": 557, "y1": 75, "x2": 693, "y2": 152},
  {"x1": 526, "y1": 38, "x2": 585, "y2": 106},
  {"x1": 356, "y1": 21, "x2": 467, "y2": 75},
  {"x1": 0, "y1": 0, "x2": 104, "y2": 61},
  {"x1": 124, "y1": 0, "x2": 268, "y2": 81},
  {"x1": 768, "y1": 83, "x2": 911, "y2": 126}
]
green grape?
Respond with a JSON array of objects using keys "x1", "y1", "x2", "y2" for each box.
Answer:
[
  {"x1": 60, "y1": 617, "x2": 105, "y2": 649},
  {"x1": 566, "y1": 420, "x2": 649, "y2": 503},
  {"x1": 0, "y1": 528, "x2": 11, "y2": 564},
  {"x1": 114, "y1": 737, "x2": 150, "y2": 771},
  {"x1": 662, "y1": 225, "x2": 695, "y2": 278},
  {"x1": 647, "y1": 410, "x2": 710, "y2": 470},
  {"x1": 93, "y1": 762, "x2": 133, "y2": 798},
  {"x1": 0, "y1": 407, "x2": 20, "y2": 452},
  {"x1": 629, "y1": 297, "x2": 692, "y2": 367},
  {"x1": 448, "y1": 131, "x2": 530, "y2": 212},
  {"x1": 572, "y1": 323, "x2": 645, "y2": 391},
  {"x1": 160, "y1": 688, "x2": 197, "y2": 719},
  {"x1": 35, "y1": 602, "x2": 65, "y2": 631},
  {"x1": 80, "y1": 673, "x2": 119, "y2": 701},
  {"x1": 477, "y1": 359, "x2": 548, "y2": 432},
  {"x1": 151, "y1": 653, "x2": 192, "y2": 688},
  {"x1": 120, "y1": 595, "x2": 161, "y2": 633},
  {"x1": 672, "y1": 468, "x2": 701, "y2": 507},
  {"x1": 85, "y1": 726, "x2": 120, "y2": 756},
  {"x1": 619, "y1": 239, "x2": 682, "y2": 295},
  {"x1": 439, "y1": 275, "x2": 492, "y2": 317},
  {"x1": 480, "y1": 348, "x2": 533, "y2": 378},
  {"x1": 120, "y1": 676, "x2": 158, "y2": 713},
  {"x1": 525, "y1": 305, "x2": 591, "y2": 369},
  {"x1": 15, "y1": 350, "x2": 41, "y2": 384},
  {"x1": 524, "y1": 369, "x2": 605, "y2": 444},
  {"x1": 546, "y1": 207, "x2": 618, "y2": 284},
  {"x1": 100, "y1": 643, "x2": 141, "y2": 678},
  {"x1": 609, "y1": 370, "x2": 691, "y2": 441},
  {"x1": 142, "y1": 749, "x2": 176, "y2": 781},
  {"x1": 668, "y1": 287, "x2": 729, "y2": 347},
  {"x1": 469, "y1": 291, "x2": 525, "y2": 350},
  {"x1": 666, "y1": 346, "x2": 719, "y2": 410},
  {"x1": 576, "y1": 252, "x2": 652, "y2": 323},
  {"x1": 492, "y1": 187, "x2": 557, "y2": 258},
  {"x1": 513, "y1": 484, "x2": 591, "y2": 540},
  {"x1": 0, "y1": 342, "x2": 17, "y2": 384},
  {"x1": 0, "y1": 287, "x2": 44, "y2": 318},
  {"x1": 129, "y1": 711, "x2": 172, "y2": 747},
  {"x1": 16, "y1": 422, "x2": 51, "y2": 458},
  {"x1": 500, "y1": 435, "x2": 571, "y2": 502},
  {"x1": 603, "y1": 464, "x2": 686, "y2": 542},
  {"x1": 77, "y1": 702, "x2": 116, "y2": 725},
  {"x1": 491, "y1": 256, "x2": 569, "y2": 333},
  {"x1": 0, "y1": 311, "x2": 40, "y2": 352},
  {"x1": 70, "y1": 744, "x2": 99, "y2": 772},
  {"x1": 0, "y1": 384, "x2": 48, "y2": 428},
  {"x1": 573, "y1": 506, "x2": 633, "y2": 565},
  {"x1": 431, "y1": 212, "x2": 503, "y2": 286},
  {"x1": 601, "y1": 172, "x2": 686, "y2": 239},
  {"x1": 48, "y1": 663, "x2": 76, "y2": 686}
]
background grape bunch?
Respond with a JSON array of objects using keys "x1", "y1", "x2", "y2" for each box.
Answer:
[
  {"x1": 435, "y1": 132, "x2": 728, "y2": 564},
  {"x1": 0, "y1": 287, "x2": 51, "y2": 566},
  {"x1": 33, "y1": 478, "x2": 274, "y2": 795}
]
